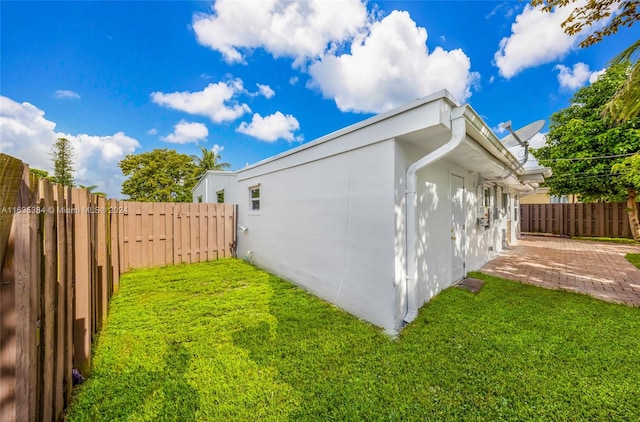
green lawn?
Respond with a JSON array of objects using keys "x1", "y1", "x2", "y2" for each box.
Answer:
[
  {"x1": 66, "y1": 259, "x2": 640, "y2": 421},
  {"x1": 627, "y1": 253, "x2": 640, "y2": 269},
  {"x1": 572, "y1": 236, "x2": 638, "y2": 244}
]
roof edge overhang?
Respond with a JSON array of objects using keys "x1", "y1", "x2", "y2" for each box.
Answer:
[
  {"x1": 190, "y1": 169, "x2": 237, "y2": 193},
  {"x1": 518, "y1": 166, "x2": 552, "y2": 184},
  {"x1": 461, "y1": 105, "x2": 523, "y2": 174},
  {"x1": 236, "y1": 89, "x2": 460, "y2": 174},
  {"x1": 459, "y1": 105, "x2": 552, "y2": 192}
]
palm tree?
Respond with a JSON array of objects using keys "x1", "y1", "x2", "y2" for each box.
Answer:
[
  {"x1": 605, "y1": 40, "x2": 640, "y2": 122},
  {"x1": 192, "y1": 146, "x2": 231, "y2": 179}
]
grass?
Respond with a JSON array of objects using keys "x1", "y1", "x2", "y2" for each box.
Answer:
[
  {"x1": 66, "y1": 259, "x2": 640, "y2": 421},
  {"x1": 572, "y1": 236, "x2": 638, "y2": 244},
  {"x1": 626, "y1": 253, "x2": 640, "y2": 269}
]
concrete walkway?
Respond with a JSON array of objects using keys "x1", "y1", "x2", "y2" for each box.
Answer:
[{"x1": 480, "y1": 234, "x2": 640, "y2": 307}]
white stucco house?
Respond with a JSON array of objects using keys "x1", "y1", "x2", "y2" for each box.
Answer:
[{"x1": 192, "y1": 90, "x2": 550, "y2": 333}]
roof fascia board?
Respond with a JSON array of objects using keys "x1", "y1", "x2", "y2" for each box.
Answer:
[
  {"x1": 461, "y1": 106, "x2": 523, "y2": 174},
  {"x1": 237, "y1": 90, "x2": 459, "y2": 176},
  {"x1": 190, "y1": 170, "x2": 237, "y2": 192}
]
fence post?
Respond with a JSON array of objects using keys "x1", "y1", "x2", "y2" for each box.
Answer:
[
  {"x1": 3, "y1": 154, "x2": 242, "y2": 420},
  {"x1": 0, "y1": 154, "x2": 26, "y2": 422},
  {"x1": 39, "y1": 179, "x2": 56, "y2": 422},
  {"x1": 71, "y1": 189, "x2": 92, "y2": 377}
]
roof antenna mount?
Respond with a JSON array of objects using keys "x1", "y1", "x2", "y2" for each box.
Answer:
[{"x1": 500, "y1": 119, "x2": 545, "y2": 166}]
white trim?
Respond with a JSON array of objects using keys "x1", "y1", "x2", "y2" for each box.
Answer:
[
  {"x1": 248, "y1": 184, "x2": 261, "y2": 215},
  {"x1": 404, "y1": 105, "x2": 467, "y2": 323}
]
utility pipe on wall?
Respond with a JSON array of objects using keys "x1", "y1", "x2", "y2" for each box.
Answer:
[{"x1": 403, "y1": 105, "x2": 467, "y2": 324}]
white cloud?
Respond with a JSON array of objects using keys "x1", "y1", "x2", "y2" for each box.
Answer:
[
  {"x1": 237, "y1": 111, "x2": 300, "y2": 142},
  {"x1": 192, "y1": 0, "x2": 368, "y2": 66},
  {"x1": 151, "y1": 80, "x2": 250, "y2": 123},
  {"x1": 147, "y1": 128, "x2": 158, "y2": 135},
  {"x1": 487, "y1": 3, "x2": 518, "y2": 20},
  {"x1": 554, "y1": 62, "x2": 600, "y2": 90},
  {"x1": 54, "y1": 89, "x2": 81, "y2": 99},
  {"x1": 308, "y1": 11, "x2": 479, "y2": 113},
  {"x1": 289, "y1": 76, "x2": 299, "y2": 85},
  {"x1": 256, "y1": 83, "x2": 275, "y2": 99},
  {"x1": 160, "y1": 120, "x2": 208, "y2": 144},
  {"x1": 493, "y1": 122, "x2": 508, "y2": 136},
  {"x1": 191, "y1": 2, "x2": 478, "y2": 113},
  {"x1": 589, "y1": 68, "x2": 606, "y2": 83},
  {"x1": 0, "y1": 95, "x2": 140, "y2": 198},
  {"x1": 528, "y1": 132, "x2": 547, "y2": 149},
  {"x1": 61, "y1": 132, "x2": 140, "y2": 196},
  {"x1": 211, "y1": 143, "x2": 224, "y2": 156},
  {"x1": 494, "y1": 1, "x2": 587, "y2": 78},
  {"x1": 0, "y1": 96, "x2": 57, "y2": 168}
]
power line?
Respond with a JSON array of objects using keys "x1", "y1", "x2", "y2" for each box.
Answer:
[
  {"x1": 550, "y1": 168, "x2": 636, "y2": 180},
  {"x1": 536, "y1": 152, "x2": 638, "y2": 162}
]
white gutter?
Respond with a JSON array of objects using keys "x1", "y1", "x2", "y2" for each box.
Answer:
[{"x1": 403, "y1": 105, "x2": 467, "y2": 323}]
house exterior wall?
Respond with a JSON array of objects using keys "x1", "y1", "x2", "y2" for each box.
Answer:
[
  {"x1": 520, "y1": 187, "x2": 578, "y2": 204},
  {"x1": 191, "y1": 92, "x2": 546, "y2": 332},
  {"x1": 393, "y1": 139, "x2": 521, "y2": 318},
  {"x1": 192, "y1": 171, "x2": 238, "y2": 204},
  {"x1": 234, "y1": 139, "x2": 399, "y2": 332}
]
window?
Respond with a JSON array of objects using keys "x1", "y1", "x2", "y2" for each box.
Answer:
[
  {"x1": 504, "y1": 192, "x2": 511, "y2": 221},
  {"x1": 197, "y1": 195, "x2": 203, "y2": 203},
  {"x1": 216, "y1": 190, "x2": 225, "y2": 203},
  {"x1": 481, "y1": 187, "x2": 492, "y2": 228},
  {"x1": 550, "y1": 195, "x2": 569, "y2": 204},
  {"x1": 249, "y1": 186, "x2": 260, "y2": 211}
]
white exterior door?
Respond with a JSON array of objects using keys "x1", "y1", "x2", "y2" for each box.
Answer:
[{"x1": 451, "y1": 175, "x2": 465, "y2": 282}]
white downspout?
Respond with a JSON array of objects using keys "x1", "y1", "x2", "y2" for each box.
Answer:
[{"x1": 404, "y1": 105, "x2": 467, "y2": 323}]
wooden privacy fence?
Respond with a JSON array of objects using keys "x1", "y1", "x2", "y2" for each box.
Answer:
[
  {"x1": 119, "y1": 201, "x2": 236, "y2": 272},
  {"x1": 521, "y1": 203, "x2": 632, "y2": 238},
  {"x1": 0, "y1": 153, "x2": 236, "y2": 422}
]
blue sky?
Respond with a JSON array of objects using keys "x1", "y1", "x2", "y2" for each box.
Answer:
[{"x1": 1, "y1": 0, "x2": 637, "y2": 198}]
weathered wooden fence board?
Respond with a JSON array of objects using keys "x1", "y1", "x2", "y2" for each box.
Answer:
[
  {"x1": 521, "y1": 203, "x2": 633, "y2": 238},
  {"x1": 1, "y1": 153, "x2": 237, "y2": 421}
]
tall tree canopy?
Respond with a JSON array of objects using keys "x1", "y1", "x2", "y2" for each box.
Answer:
[
  {"x1": 29, "y1": 168, "x2": 52, "y2": 180},
  {"x1": 51, "y1": 137, "x2": 75, "y2": 186},
  {"x1": 530, "y1": 0, "x2": 639, "y2": 48},
  {"x1": 192, "y1": 146, "x2": 231, "y2": 179},
  {"x1": 533, "y1": 63, "x2": 640, "y2": 238},
  {"x1": 119, "y1": 148, "x2": 198, "y2": 202},
  {"x1": 605, "y1": 40, "x2": 640, "y2": 122}
]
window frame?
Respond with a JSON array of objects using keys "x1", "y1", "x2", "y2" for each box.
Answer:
[
  {"x1": 249, "y1": 185, "x2": 261, "y2": 214},
  {"x1": 216, "y1": 190, "x2": 225, "y2": 204}
]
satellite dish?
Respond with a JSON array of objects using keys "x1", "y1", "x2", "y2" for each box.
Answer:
[
  {"x1": 500, "y1": 119, "x2": 545, "y2": 148},
  {"x1": 499, "y1": 119, "x2": 545, "y2": 166}
]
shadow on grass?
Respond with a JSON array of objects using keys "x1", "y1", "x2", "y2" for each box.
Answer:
[
  {"x1": 157, "y1": 341, "x2": 200, "y2": 421},
  {"x1": 232, "y1": 273, "x2": 640, "y2": 421},
  {"x1": 69, "y1": 260, "x2": 640, "y2": 421},
  {"x1": 69, "y1": 340, "x2": 200, "y2": 421}
]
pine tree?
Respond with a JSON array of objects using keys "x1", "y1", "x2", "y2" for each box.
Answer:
[{"x1": 51, "y1": 137, "x2": 75, "y2": 186}]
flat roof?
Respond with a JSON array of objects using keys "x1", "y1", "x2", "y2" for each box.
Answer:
[{"x1": 236, "y1": 89, "x2": 460, "y2": 173}]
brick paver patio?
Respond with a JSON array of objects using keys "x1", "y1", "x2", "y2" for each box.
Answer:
[{"x1": 480, "y1": 234, "x2": 640, "y2": 307}]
